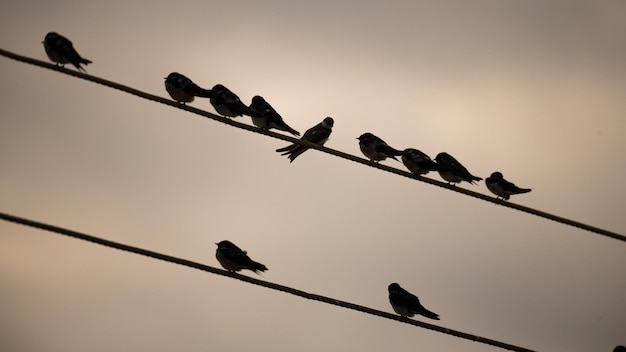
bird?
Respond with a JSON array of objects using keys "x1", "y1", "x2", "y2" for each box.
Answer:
[
  {"x1": 485, "y1": 171, "x2": 531, "y2": 200},
  {"x1": 435, "y1": 152, "x2": 482, "y2": 185},
  {"x1": 614, "y1": 346, "x2": 626, "y2": 352},
  {"x1": 276, "y1": 117, "x2": 334, "y2": 162},
  {"x1": 164, "y1": 72, "x2": 213, "y2": 104},
  {"x1": 215, "y1": 240, "x2": 267, "y2": 274},
  {"x1": 210, "y1": 84, "x2": 260, "y2": 118},
  {"x1": 249, "y1": 95, "x2": 300, "y2": 136},
  {"x1": 388, "y1": 283, "x2": 440, "y2": 320},
  {"x1": 42, "y1": 32, "x2": 92, "y2": 71},
  {"x1": 401, "y1": 148, "x2": 439, "y2": 175},
  {"x1": 357, "y1": 133, "x2": 403, "y2": 162}
]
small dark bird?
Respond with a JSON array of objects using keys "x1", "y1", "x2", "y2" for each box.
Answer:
[
  {"x1": 249, "y1": 95, "x2": 300, "y2": 136},
  {"x1": 485, "y1": 172, "x2": 531, "y2": 200},
  {"x1": 215, "y1": 240, "x2": 267, "y2": 274},
  {"x1": 42, "y1": 32, "x2": 92, "y2": 71},
  {"x1": 357, "y1": 133, "x2": 403, "y2": 162},
  {"x1": 401, "y1": 148, "x2": 439, "y2": 175},
  {"x1": 614, "y1": 346, "x2": 626, "y2": 352},
  {"x1": 164, "y1": 72, "x2": 213, "y2": 104},
  {"x1": 210, "y1": 84, "x2": 260, "y2": 118},
  {"x1": 435, "y1": 152, "x2": 482, "y2": 185},
  {"x1": 276, "y1": 117, "x2": 334, "y2": 162},
  {"x1": 388, "y1": 283, "x2": 440, "y2": 320}
]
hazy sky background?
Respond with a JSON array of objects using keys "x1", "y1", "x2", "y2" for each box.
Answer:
[{"x1": 1, "y1": 1, "x2": 625, "y2": 351}]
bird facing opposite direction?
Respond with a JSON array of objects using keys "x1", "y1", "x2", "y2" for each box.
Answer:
[
  {"x1": 164, "y1": 72, "x2": 213, "y2": 104},
  {"x1": 210, "y1": 84, "x2": 261, "y2": 118},
  {"x1": 215, "y1": 240, "x2": 267, "y2": 274},
  {"x1": 249, "y1": 95, "x2": 300, "y2": 136},
  {"x1": 485, "y1": 171, "x2": 531, "y2": 200},
  {"x1": 388, "y1": 283, "x2": 440, "y2": 320},
  {"x1": 276, "y1": 117, "x2": 334, "y2": 162},
  {"x1": 42, "y1": 32, "x2": 92, "y2": 71},
  {"x1": 401, "y1": 148, "x2": 439, "y2": 176},
  {"x1": 357, "y1": 133, "x2": 403, "y2": 162},
  {"x1": 434, "y1": 152, "x2": 483, "y2": 185}
]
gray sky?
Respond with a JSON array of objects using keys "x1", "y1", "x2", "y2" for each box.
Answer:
[{"x1": 1, "y1": 1, "x2": 625, "y2": 351}]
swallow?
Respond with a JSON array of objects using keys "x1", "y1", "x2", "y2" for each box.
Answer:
[
  {"x1": 249, "y1": 96, "x2": 300, "y2": 136},
  {"x1": 215, "y1": 240, "x2": 267, "y2": 274},
  {"x1": 388, "y1": 283, "x2": 440, "y2": 320},
  {"x1": 210, "y1": 84, "x2": 260, "y2": 118},
  {"x1": 42, "y1": 32, "x2": 92, "y2": 71},
  {"x1": 435, "y1": 152, "x2": 482, "y2": 185},
  {"x1": 485, "y1": 172, "x2": 531, "y2": 200},
  {"x1": 401, "y1": 148, "x2": 439, "y2": 175},
  {"x1": 614, "y1": 346, "x2": 626, "y2": 352},
  {"x1": 164, "y1": 72, "x2": 213, "y2": 104},
  {"x1": 357, "y1": 133, "x2": 403, "y2": 162},
  {"x1": 276, "y1": 117, "x2": 334, "y2": 162}
]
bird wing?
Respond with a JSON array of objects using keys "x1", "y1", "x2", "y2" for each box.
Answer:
[{"x1": 303, "y1": 124, "x2": 331, "y2": 144}]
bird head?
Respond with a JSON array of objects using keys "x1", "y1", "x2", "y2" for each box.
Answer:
[
  {"x1": 216, "y1": 240, "x2": 235, "y2": 248},
  {"x1": 388, "y1": 283, "x2": 401, "y2": 292},
  {"x1": 357, "y1": 132, "x2": 374, "y2": 141},
  {"x1": 490, "y1": 171, "x2": 504, "y2": 179}
]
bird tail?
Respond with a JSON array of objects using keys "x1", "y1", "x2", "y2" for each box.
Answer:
[
  {"x1": 81, "y1": 58, "x2": 92, "y2": 65},
  {"x1": 426, "y1": 160, "x2": 440, "y2": 171},
  {"x1": 287, "y1": 149, "x2": 306, "y2": 162},
  {"x1": 281, "y1": 125, "x2": 300, "y2": 137},
  {"x1": 471, "y1": 175, "x2": 483, "y2": 182},
  {"x1": 516, "y1": 188, "x2": 532, "y2": 194},
  {"x1": 421, "y1": 307, "x2": 440, "y2": 320},
  {"x1": 276, "y1": 144, "x2": 296, "y2": 153},
  {"x1": 243, "y1": 106, "x2": 264, "y2": 119},
  {"x1": 194, "y1": 88, "x2": 214, "y2": 98},
  {"x1": 281, "y1": 146, "x2": 307, "y2": 162},
  {"x1": 379, "y1": 145, "x2": 404, "y2": 161},
  {"x1": 251, "y1": 261, "x2": 268, "y2": 273}
]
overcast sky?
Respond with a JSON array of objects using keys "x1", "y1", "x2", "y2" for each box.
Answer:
[{"x1": 1, "y1": 1, "x2": 625, "y2": 351}]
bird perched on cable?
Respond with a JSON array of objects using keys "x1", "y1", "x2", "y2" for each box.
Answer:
[
  {"x1": 249, "y1": 95, "x2": 300, "y2": 136},
  {"x1": 435, "y1": 152, "x2": 482, "y2": 185},
  {"x1": 164, "y1": 72, "x2": 213, "y2": 104},
  {"x1": 388, "y1": 283, "x2": 440, "y2": 320},
  {"x1": 215, "y1": 240, "x2": 267, "y2": 274},
  {"x1": 209, "y1": 84, "x2": 260, "y2": 118},
  {"x1": 276, "y1": 117, "x2": 334, "y2": 162},
  {"x1": 42, "y1": 32, "x2": 92, "y2": 71},
  {"x1": 401, "y1": 148, "x2": 439, "y2": 175},
  {"x1": 485, "y1": 171, "x2": 531, "y2": 200},
  {"x1": 357, "y1": 133, "x2": 403, "y2": 162}
]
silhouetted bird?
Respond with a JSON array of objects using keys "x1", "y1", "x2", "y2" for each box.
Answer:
[
  {"x1": 485, "y1": 172, "x2": 531, "y2": 200},
  {"x1": 42, "y1": 32, "x2": 92, "y2": 71},
  {"x1": 276, "y1": 117, "x2": 334, "y2": 162},
  {"x1": 388, "y1": 283, "x2": 440, "y2": 320},
  {"x1": 210, "y1": 84, "x2": 259, "y2": 118},
  {"x1": 401, "y1": 148, "x2": 439, "y2": 175},
  {"x1": 215, "y1": 240, "x2": 267, "y2": 274},
  {"x1": 613, "y1": 345, "x2": 626, "y2": 352},
  {"x1": 435, "y1": 152, "x2": 482, "y2": 185},
  {"x1": 164, "y1": 72, "x2": 213, "y2": 104},
  {"x1": 357, "y1": 133, "x2": 402, "y2": 162},
  {"x1": 249, "y1": 95, "x2": 300, "y2": 136}
]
